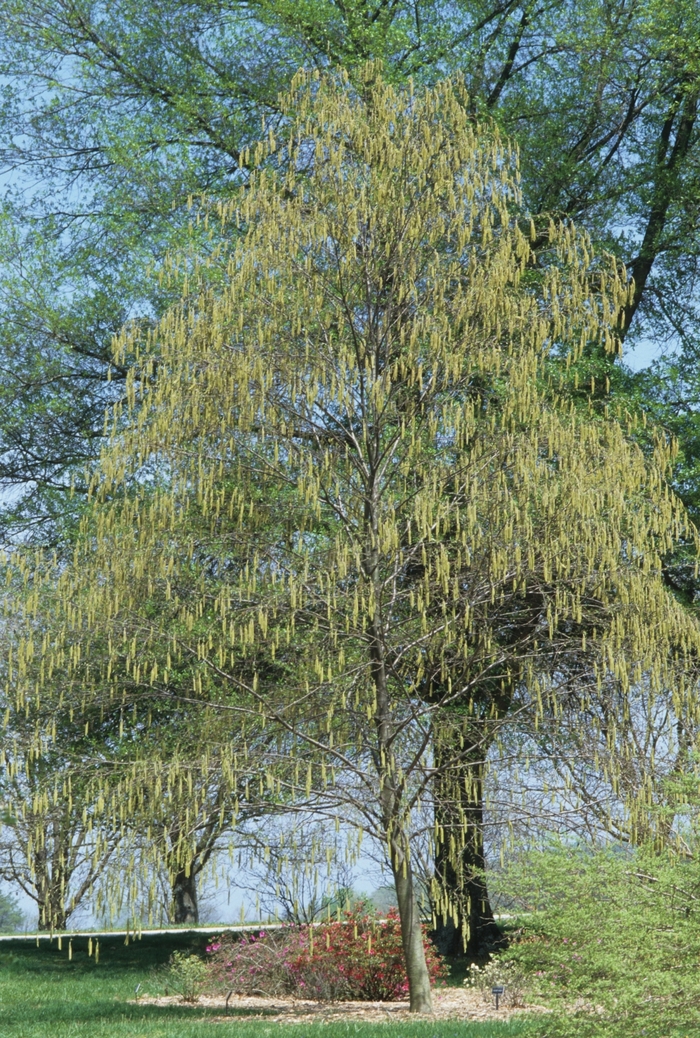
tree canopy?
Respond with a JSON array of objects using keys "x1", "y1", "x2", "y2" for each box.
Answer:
[{"x1": 1, "y1": 1, "x2": 700, "y2": 540}]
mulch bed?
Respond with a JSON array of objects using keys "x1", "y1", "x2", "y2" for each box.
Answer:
[{"x1": 137, "y1": 988, "x2": 548, "y2": 1023}]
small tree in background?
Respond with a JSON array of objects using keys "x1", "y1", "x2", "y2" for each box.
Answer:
[
  {"x1": 236, "y1": 817, "x2": 358, "y2": 924},
  {"x1": 0, "y1": 886, "x2": 23, "y2": 933},
  {"x1": 0, "y1": 610, "x2": 121, "y2": 931}
]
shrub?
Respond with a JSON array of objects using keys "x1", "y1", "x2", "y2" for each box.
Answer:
[
  {"x1": 205, "y1": 928, "x2": 299, "y2": 998},
  {"x1": 157, "y1": 950, "x2": 209, "y2": 1003},
  {"x1": 466, "y1": 958, "x2": 529, "y2": 1008},
  {"x1": 205, "y1": 904, "x2": 447, "y2": 1001},
  {"x1": 492, "y1": 844, "x2": 700, "y2": 1036}
]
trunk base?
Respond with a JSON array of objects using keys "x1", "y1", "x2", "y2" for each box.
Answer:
[
  {"x1": 172, "y1": 869, "x2": 199, "y2": 926},
  {"x1": 391, "y1": 852, "x2": 433, "y2": 1014}
]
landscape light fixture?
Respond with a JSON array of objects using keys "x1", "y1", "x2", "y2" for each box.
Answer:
[{"x1": 492, "y1": 984, "x2": 505, "y2": 1010}]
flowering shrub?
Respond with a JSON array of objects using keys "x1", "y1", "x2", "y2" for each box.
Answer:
[
  {"x1": 466, "y1": 958, "x2": 529, "y2": 1008},
  {"x1": 205, "y1": 905, "x2": 447, "y2": 1001}
]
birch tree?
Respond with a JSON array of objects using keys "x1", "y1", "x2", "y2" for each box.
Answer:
[{"x1": 8, "y1": 68, "x2": 700, "y2": 1008}]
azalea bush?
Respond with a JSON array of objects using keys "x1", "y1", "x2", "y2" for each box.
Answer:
[{"x1": 205, "y1": 904, "x2": 447, "y2": 1001}]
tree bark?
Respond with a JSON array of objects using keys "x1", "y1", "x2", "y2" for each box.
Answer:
[
  {"x1": 37, "y1": 901, "x2": 68, "y2": 932},
  {"x1": 432, "y1": 746, "x2": 503, "y2": 959},
  {"x1": 34, "y1": 842, "x2": 69, "y2": 932},
  {"x1": 172, "y1": 867, "x2": 199, "y2": 925},
  {"x1": 428, "y1": 663, "x2": 519, "y2": 961},
  {"x1": 366, "y1": 560, "x2": 433, "y2": 1010},
  {"x1": 391, "y1": 838, "x2": 433, "y2": 1013}
]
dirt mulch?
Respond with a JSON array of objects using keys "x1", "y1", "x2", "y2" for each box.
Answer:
[{"x1": 136, "y1": 988, "x2": 549, "y2": 1023}]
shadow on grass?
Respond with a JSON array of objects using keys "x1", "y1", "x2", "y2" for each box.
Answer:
[
  {"x1": 0, "y1": 998, "x2": 281, "y2": 1026},
  {"x1": 0, "y1": 987, "x2": 540, "y2": 1038},
  {"x1": 0, "y1": 929, "x2": 210, "y2": 970},
  {"x1": 0, "y1": 999, "x2": 537, "y2": 1038}
]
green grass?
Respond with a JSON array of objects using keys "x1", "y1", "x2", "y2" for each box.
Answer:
[{"x1": 0, "y1": 934, "x2": 534, "y2": 1038}]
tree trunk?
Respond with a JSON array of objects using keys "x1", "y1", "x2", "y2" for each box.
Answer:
[
  {"x1": 391, "y1": 835, "x2": 433, "y2": 1013},
  {"x1": 34, "y1": 845, "x2": 69, "y2": 931},
  {"x1": 364, "y1": 492, "x2": 432, "y2": 1013},
  {"x1": 432, "y1": 737, "x2": 504, "y2": 959},
  {"x1": 36, "y1": 879, "x2": 69, "y2": 931},
  {"x1": 37, "y1": 901, "x2": 68, "y2": 932},
  {"x1": 367, "y1": 617, "x2": 432, "y2": 1010},
  {"x1": 172, "y1": 867, "x2": 199, "y2": 925}
]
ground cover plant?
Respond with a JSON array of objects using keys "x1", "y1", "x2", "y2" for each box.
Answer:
[
  {"x1": 466, "y1": 960, "x2": 530, "y2": 1010},
  {"x1": 0, "y1": 932, "x2": 530, "y2": 1038}
]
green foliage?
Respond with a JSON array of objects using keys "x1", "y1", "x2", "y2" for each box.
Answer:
[
  {"x1": 0, "y1": 890, "x2": 23, "y2": 933},
  {"x1": 1, "y1": 0, "x2": 700, "y2": 546},
  {"x1": 157, "y1": 950, "x2": 209, "y2": 1003},
  {"x1": 497, "y1": 845, "x2": 700, "y2": 1036}
]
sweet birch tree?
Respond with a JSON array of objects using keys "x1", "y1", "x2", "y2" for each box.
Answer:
[{"x1": 8, "y1": 68, "x2": 700, "y2": 1009}]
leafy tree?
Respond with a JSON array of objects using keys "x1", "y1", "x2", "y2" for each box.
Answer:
[
  {"x1": 10, "y1": 69, "x2": 700, "y2": 1008},
  {"x1": 0, "y1": 669, "x2": 120, "y2": 930},
  {"x1": 0, "y1": 768, "x2": 115, "y2": 932},
  {"x1": 0, "y1": 533, "x2": 279, "y2": 931},
  {"x1": 3, "y1": 1, "x2": 700, "y2": 953}
]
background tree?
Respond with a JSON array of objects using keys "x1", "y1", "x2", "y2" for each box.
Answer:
[
  {"x1": 0, "y1": 641, "x2": 121, "y2": 930},
  {"x1": 489, "y1": 673, "x2": 700, "y2": 853},
  {"x1": 0, "y1": 504, "x2": 287, "y2": 931},
  {"x1": 0, "y1": 766, "x2": 115, "y2": 932},
  {"x1": 0, "y1": 889, "x2": 23, "y2": 932},
  {"x1": 237, "y1": 818, "x2": 359, "y2": 925}
]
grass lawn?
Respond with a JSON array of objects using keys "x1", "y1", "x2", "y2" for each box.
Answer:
[{"x1": 0, "y1": 933, "x2": 535, "y2": 1038}]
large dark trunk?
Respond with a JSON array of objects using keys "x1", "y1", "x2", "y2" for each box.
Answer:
[
  {"x1": 172, "y1": 867, "x2": 199, "y2": 925},
  {"x1": 37, "y1": 901, "x2": 68, "y2": 932},
  {"x1": 432, "y1": 738, "x2": 504, "y2": 959}
]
